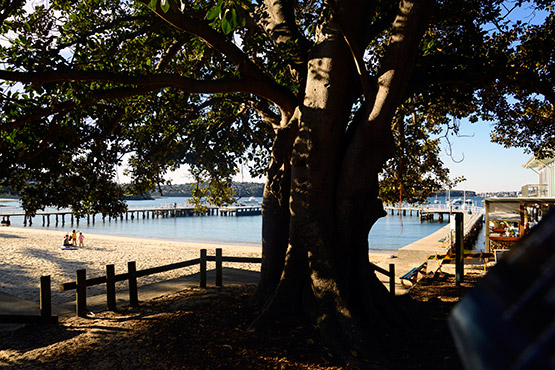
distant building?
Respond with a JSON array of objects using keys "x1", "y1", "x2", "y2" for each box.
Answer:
[{"x1": 522, "y1": 154, "x2": 554, "y2": 197}]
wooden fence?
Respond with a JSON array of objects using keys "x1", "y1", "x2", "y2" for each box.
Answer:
[
  {"x1": 2, "y1": 249, "x2": 396, "y2": 322},
  {"x1": 0, "y1": 276, "x2": 58, "y2": 324},
  {"x1": 58, "y1": 248, "x2": 264, "y2": 316},
  {"x1": 371, "y1": 261, "x2": 396, "y2": 296}
]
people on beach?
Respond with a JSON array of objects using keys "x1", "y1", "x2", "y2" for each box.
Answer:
[
  {"x1": 63, "y1": 234, "x2": 71, "y2": 246},
  {"x1": 71, "y1": 229, "x2": 77, "y2": 246},
  {"x1": 78, "y1": 232, "x2": 85, "y2": 247}
]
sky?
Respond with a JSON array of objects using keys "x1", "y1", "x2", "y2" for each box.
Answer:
[
  {"x1": 153, "y1": 119, "x2": 539, "y2": 195},
  {"x1": 437, "y1": 120, "x2": 537, "y2": 194}
]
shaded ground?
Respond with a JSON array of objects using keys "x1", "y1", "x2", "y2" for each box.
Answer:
[{"x1": 0, "y1": 272, "x2": 481, "y2": 369}]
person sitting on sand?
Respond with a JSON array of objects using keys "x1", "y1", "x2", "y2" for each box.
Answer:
[
  {"x1": 71, "y1": 230, "x2": 77, "y2": 246},
  {"x1": 78, "y1": 232, "x2": 84, "y2": 247},
  {"x1": 63, "y1": 234, "x2": 71, "y2": 246}
]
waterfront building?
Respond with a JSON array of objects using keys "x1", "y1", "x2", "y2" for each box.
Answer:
[
  {"x1": 522, "y1": 153, "x2": 555, "y2": 197},
  {"x1": 484, "y1": 154, "x2": 555, "y2": 254}
]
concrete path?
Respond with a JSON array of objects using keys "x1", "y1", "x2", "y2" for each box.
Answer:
[
  {"x1": 0, "y1": 291, "x2": 43, "y2": 332},
  {"x1": 375, "y1": 212, "x2": 484, "y2": 294},
  {"x1": 374, "y1": 224, "x2": 451, "y2": 295},
  {"x1": 0, "y1": 267, "x2": 259, "y2": 331}
]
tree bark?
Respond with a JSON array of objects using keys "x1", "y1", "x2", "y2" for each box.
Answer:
[
  {"x1": 254, "y1": 0, "x2": 435, "y2": 360},
  {"x1": 253, "y1": 115, "x2": 298, "y2": 305}
]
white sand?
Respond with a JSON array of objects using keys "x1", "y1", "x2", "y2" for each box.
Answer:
[
  {"x1": 0, "y1": 227, "x2": 262, "y2": 304},
  {"x1": 0, "y1": 226, "x2": 391, "y2": 305},
  {"x1": 0, "y1": 226, "x2": 388, "y2": 303}
]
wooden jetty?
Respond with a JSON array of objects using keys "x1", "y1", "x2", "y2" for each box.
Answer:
[
  {"x1": 218, "y1": 206, "x2": 261, "y2": 216},
  {"x1": 374, "y1": 210, "x2": 485, "y2": 294},
  {"x1": 384, "y1": 206, "x2": 421, "y2": 217},
  {"x1": 385, "y1": 204, "x2": 483, "y2": 221},
  {"x1": 0, "y1": 204, "x2": 262, "y2": 227}
]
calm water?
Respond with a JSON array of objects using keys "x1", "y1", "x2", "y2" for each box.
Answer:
[{"x1": 0, "y1": 196, "x2": 485, "y2": 252}]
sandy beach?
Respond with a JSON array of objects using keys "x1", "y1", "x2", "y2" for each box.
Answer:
[
  {"x1": 1, "y1": 226, "x2": 390, "y2": 305},
  {"x1": 0, "y1": 227, "x2": 263, "y2": 305}
]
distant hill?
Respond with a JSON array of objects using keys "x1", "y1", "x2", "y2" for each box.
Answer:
[{"x1": 145, "y1": 182, "x2": 265, "y2": 198}]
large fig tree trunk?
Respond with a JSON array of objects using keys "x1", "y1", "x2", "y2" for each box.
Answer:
[{"x1": 254, "y1": 0, "x2": 434, "y2": 360}]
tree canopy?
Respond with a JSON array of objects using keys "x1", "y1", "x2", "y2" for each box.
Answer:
[
  {"x1": 1, "y1": 1, "x2": 552, "y2": 212},
  {"x1": 1, "y1": 0, "x2": 553, "y2": 363}
]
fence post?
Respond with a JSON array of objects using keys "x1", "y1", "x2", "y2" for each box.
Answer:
[
  {"x1": 455, "y1": 212, "x2": 464, "y2": 286},
  {"x1": 216, "y1": 248, "x2": 222, "y2": 287},
  {"x1": 389, "y1": 264, "x2": 395, "y2": 296},
  {"x1": 128, "y1": 261, "x2": 139, "y2": 306},
  {"x1": 40, "y1": 275, "x2": 52, "y2": 320},
  {"x1": 200, "y1": 249, "x2": 207, "y2": 288},
  {"x1": 76, "y1": 269, "x2": 87, "y2": 317},
  {"x1": 106, "y1": 264, "x2": 116, "y2": 311}
]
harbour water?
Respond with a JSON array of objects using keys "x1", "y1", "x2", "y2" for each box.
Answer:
[{"x1": 0, "y1": 196, "x2": 485, "y2": 252}]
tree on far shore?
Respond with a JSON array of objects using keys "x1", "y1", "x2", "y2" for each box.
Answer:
[{"x1": 1, "y1": 0, "x2": 553, "y2": 363}]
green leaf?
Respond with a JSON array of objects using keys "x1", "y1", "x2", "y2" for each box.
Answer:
[
  {"x1": 221, "y1": 8, "x2": 238, "y2": 34},
  {"x1": 160, "y1": 0, "x2": 170, "y2": 13},
  {"x1": 221, "y1": 19, "x2": 232, "y2": 34},
  {"x1": 206, "y1": 5, "x2": 221, "y2": 21}
]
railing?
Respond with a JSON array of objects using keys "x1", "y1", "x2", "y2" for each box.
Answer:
[
  {"x1": 370, "y1": 262, "x2": 395, "y2": 295},
  {"x1": 521, "y1": 184, "x2": 549, "y2": 197},
  {"x1": 420, "y1": 204, "x2": 484, "y2": 214},
  {"x1": 0, "y1": 276, "x2": 58, "y2": 324},
  {"x1": 2, "y1": 249, "x2": 397, "y2": 322},
  {"x1": 59, "y1": 248, "x2": 260, "y2": 316},
  {"x1": 59, "y1": 248, "x2": 395, "y2": 316}
]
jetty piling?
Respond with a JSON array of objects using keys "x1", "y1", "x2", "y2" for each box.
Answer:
[{"x1": 0, "y1": 204, "x2": 262, "y2": 227}]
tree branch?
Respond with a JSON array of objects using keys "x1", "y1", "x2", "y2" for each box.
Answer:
[
  {"x1": 155, "y1": 37, "x2": 188, "y2": 71},
  {"x1": 255, "y1": 0, "x2": 310, "y2": 81},
  {"x1": 55, "y1": 15, "x2": 164, "y2": 53},
  {"x1": 141, "y1": 1, "x2": 297, "y2": 117},
  {"x1": 0, "y1": 0, "x2": 24, "y2": 25},
  {"x1": 1, "y1": 85, "x2": 163, "y2": 130},
  {"x1": 337, "y1": 0, "x2": 435, "y2": 204},
  {"x1": 367, "y1": 0, "x2": 434, "y2": 128},
  {"x1": 0, "y1": 68, "x2": 294, "y2": 112}
]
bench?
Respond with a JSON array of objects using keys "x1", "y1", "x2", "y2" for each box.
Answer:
[{"x1": 400, "y1": 262, "x2": 428, "y2": 287}]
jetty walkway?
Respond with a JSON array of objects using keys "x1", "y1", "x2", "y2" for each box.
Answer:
[
  {"x1": 375, "y1": 210, "x2": 484, "y2": 294},
  {"x1": 385, "y1": 204, "x2": 483, "y2": 221},
  {"x1": 0, "y1": 204, "x2": 262, "y2": 227}
]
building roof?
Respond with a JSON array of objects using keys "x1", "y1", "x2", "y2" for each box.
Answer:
[{"x1": 523, "y1": 154, "x2": 554, "y2": 169}]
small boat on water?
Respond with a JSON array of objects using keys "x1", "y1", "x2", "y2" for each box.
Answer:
[
  {"x1": 236, "y1": 196, "x2": 261, "y2": 207},
  {"x1": 446, "y1": 198, "x2": 463, "y2": 206}
]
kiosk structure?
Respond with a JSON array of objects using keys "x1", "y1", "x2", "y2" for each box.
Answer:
[{"x1": 484, "y1": 197, "x2": 555, "y2": 254}]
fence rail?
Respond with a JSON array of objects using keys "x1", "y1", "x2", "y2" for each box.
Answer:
[
  {"x1": 3, "y1": 249, "x2": 396, "y2": 322},
  {"x1": 59, "y1": 248, "x2": 266, "y2": 316}
]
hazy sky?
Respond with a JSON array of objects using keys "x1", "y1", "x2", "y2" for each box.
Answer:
[
  {"x1": 438, "y1": 119, "x2": 537, "y2": 193},
  {"x1": 154, "y1": 118, "x2": 539, "y2": 194}
]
